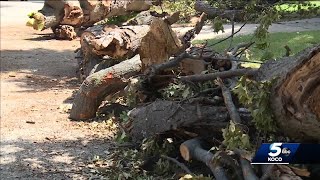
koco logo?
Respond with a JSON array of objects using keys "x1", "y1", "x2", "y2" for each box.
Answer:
[
  {"x1": 269, "y1": 143, "x2": 282, "y2": 157},
  {"x1": 268, "y1": 143, "x2": 283, "y2": 162},
  {"x1": 267, "y1": 143, "x2": 291, "y2": 162}
]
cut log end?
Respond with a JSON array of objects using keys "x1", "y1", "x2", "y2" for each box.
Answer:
[
  {"x1": 180, "y1": 138, "x2": 202, "y2": 161},
  {"x1": 180, "y1": 144, "x2": 191, "y2": 161}
]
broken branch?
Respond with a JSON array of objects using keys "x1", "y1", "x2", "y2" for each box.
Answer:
[
  {"x1": 180, "y1": 138, "x2": 228, "y2": 180},
  {"x1": 179, "y1": 69, "x2": 257, "y2": 82},
  {"x1": 217, "y1": 78, "x2": 241, "y2": 124}
]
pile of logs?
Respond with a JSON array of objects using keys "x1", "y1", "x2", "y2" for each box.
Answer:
[
  {"x1": 28, "y1": 0, "x2": 320, "y2": 179},
  {"x1": 26, "y1": 0, "x2": 155, "y2": 39}
]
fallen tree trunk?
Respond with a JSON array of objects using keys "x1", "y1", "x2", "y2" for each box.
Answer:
[
  {"x1": 69, "y1": 55, "x2": 142, "y2": 120},
  {"x1": 77, "y1": 13, "x2": 208, "y2": 81},
  {"x1": 27, "y1": 0, "x2": 153, "y2": 30},
  {"x1": 78, "y1": 18, "x2": 183, "y2": 80},
  {"x1": 127, "y1": 100, "x2": 251, "y2": 141},
  {"x1": 257, "y1": 45, "x2": 320, "y2": 141},
  {"x1": 126, "y1": 46, "x2": 320, "y2": 142}
]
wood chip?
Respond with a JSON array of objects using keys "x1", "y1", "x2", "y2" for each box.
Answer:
[{"x1": 26, "y1": 121, "x2": 35, "y2": 124}]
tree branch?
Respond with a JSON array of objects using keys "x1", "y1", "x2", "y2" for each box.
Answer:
[
  {"x1": 179, "y1": 69, "x2": 257, "y2": 82},
  {"x1": 216, "y1": 78, "x2": 241, "y2": 124}
]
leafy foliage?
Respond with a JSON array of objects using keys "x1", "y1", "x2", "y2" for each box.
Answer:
[
  {"x1": 233, "y1": 77, "x2": 277, "y2": 133},
  {"x1": 254, "y1": 8, "x2": 280, "y2": 49},
  {"x1": 101, "y1": 12, "x2": 139, "y2": 26},
  {"x1": 222, "y1": 121, "x2": 252, "y2": 150},
  {"x1": 26, "y1": 12, "x2": 45, "y2": 30},
  {"x1": 141, "y1": 137, "x2": 176, "y2": 157},
  {"x1": 160, "y1": 82, "x2": 194, "y2": 100},
  {"x1": 212, "y1": 16, "x2": 225, "y2": 33}
]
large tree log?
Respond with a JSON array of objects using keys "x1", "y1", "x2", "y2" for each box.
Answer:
[
  {"x1": 77, "y1": 13, "x2": 208, "y2": 81},
  {"x1": 27, "y1": 0, "x2": 153, "y2": 30},
  {"x1": 127, "y1": 100, "x2": 251, "y2": 141},
  {"x1": 79, "y1": 18, "x2": 183, "y2": 79},
  {"x1": 127, "y1": 46, "x2": 320, "y2": 142},
  {"x1": 69, "y1": 55, "x2": 142, "y2": 120},
  {"x1": 257, "y1": 45, "x2": 320, "y2": 141}
]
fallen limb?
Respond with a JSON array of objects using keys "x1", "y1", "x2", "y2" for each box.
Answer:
[
  {"x1": 180, "y1": 138, "x2": 228, "y2": 180},
  {"x1": 239, "y1": 157, "x2": 258, "y2": 180},
  {"x1": 178, "y1": 12, "x2": 208, "y2": 49},
  {"x1": 27, "y1": 0, "x2": 153, "y2": 30},
  {"x1": 69, "y1": 55, "x2": 141, "y2": 120},
  {"x1": 217, "y1": 78, "x2": 241, "y2": 124},
  {"x1": 179, "y1": 69, "x2": 258, "y2": 82},
  {"x1": 81, "y1": 18, "x2": 183, "y2": 71},
  {"x1": 145, "y1": 52, "x2": 191, "y2": 76},
  {"x1": 128, "y1": 100, "x2": 229, "y2": 141}
]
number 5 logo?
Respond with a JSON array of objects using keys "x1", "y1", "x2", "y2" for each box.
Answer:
[{"x1": 268, "y1": 143, "x2": 282, "y2": 157}]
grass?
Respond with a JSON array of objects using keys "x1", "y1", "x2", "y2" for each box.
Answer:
[
  {"x1": 275, "y1": 1, "x2": 320, "y2": 12},
  {"x1": 193, "y1": 30, "x2": 320, "y2": 68},
  {"x1": 275, "y1": 1, "x2": 320, "y2": 20}
]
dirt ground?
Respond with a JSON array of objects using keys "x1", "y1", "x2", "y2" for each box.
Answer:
[{"x1": 0, "y1": 2, "x2": 114, "y2": 179}]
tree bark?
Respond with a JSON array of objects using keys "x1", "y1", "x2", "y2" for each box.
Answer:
[
  {"x1": 28, "y1": 0, "x2": 153, "y2": 30},
  {"x1": 127, "y1": 100, "x2": 251, "y2": 141},
  {"x1": 69, "y1": 55, "x2": 142, "y2": 120},
  {"x1": 257, "y1": 45, "x2": 320, "y2": 141},
  {"x1": 79, "y1": 18, "x2": 183, "y2": 77},
  {"x1": 180, "y1": 138, "x2": 229, "y2": 180}
]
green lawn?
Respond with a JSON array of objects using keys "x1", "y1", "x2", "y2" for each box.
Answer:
[
  {"x1": 275, "y1": 1, "x2": 320, "y2": 12},
  {"x1": 194, "y1": 30, "x2": 320, "y2": 67}
]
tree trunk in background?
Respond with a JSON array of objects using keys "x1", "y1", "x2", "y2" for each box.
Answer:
[{"x1": 29, "y1": 0, "x2": 153, "y2": 30}]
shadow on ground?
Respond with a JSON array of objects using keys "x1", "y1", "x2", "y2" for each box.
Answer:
[
  {"x1": 0, "y1": 137, "x2": 113, "y2": 179},
  {"x1": 1, "y1": 48, "x2": 80, "y2": 92}
]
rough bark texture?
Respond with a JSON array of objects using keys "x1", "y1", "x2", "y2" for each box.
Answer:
[
  {"x1": 79, "y1": 18, "x2": 183, "y2": 79},
  {"x1": 29, "y1": 0, "x2": 152, "y2": 30},
  {"x1": 54, "y1": 25, "x2": 77, "y2": 40},
  {"x1": 69, "y1": 55, "x2": 142, "y2": 120},
  {"x1": 127, "y1": 100, "x2": 251, "y2": 141},
  {"x1": 257, "y1": 45, "x2": 320, "y2": 141},
  {"x1": 78, "y1": 25, "x2": 108, "y2": 81},
  {"x1": 180, "y1": 139, "x2": 228, "y2": 180}
]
